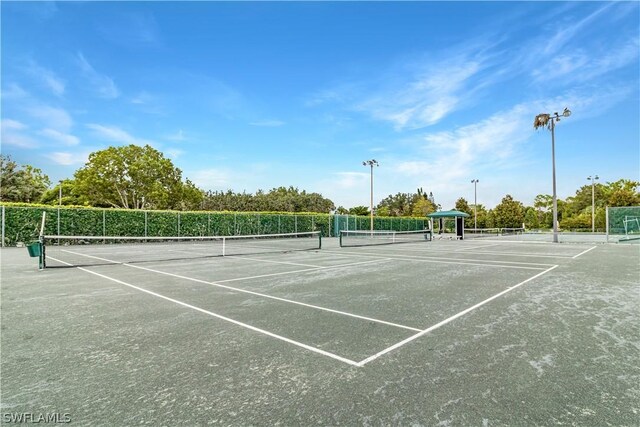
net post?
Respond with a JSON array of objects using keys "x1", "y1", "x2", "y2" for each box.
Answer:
[
  {"x1": 339, "y1": 230, "x2": 343, "y2": 247},
  {"x1": 38, "y1": 234, "x2": 45, "y2": 270},
  {"x1": 222, "y1": 236, "x2": 226, "y2": 256},
  {"x1": 318, "y1": 231, "x2": 322, "y2": 250}
]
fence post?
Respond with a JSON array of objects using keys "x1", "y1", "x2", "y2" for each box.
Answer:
[
  {"x1": 295, "y1": 215, "x2": 298, "y2": 233},
  {"x1": 1, "y1": 206, "x2": 4, "y2": 247},
  {"x1": 144, "y1": 211, "x2": 148, "y2": 238},
  {"x1": 605, "y1": 206, "x2": 609, "y2": 243},
  {"x1": 177, "y1": 212, "x2": 181, "y2": 236},
  {"x1": 57, "y1": 207, "x2": 60, "y2": 245},
  {"x1": 102, "y1": 209, "x2": 106, "y2": 243}
]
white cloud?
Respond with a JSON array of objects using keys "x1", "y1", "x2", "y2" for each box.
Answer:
[
  {"x1": 1, "y1": 119, "x2": 27, "y2": 131},
  {"x1": 331, "y1": 172, "x2": 369, "y2": 189},
  {"x1": 26, "y1": 105, "x2": 73, "y2": 133},
  {"x1": 77, "y1": 52, "x2": 120, "y2": 99},
  {"x1": 25, "y1": 61, "x2": 65, "y2": 96},
  {"x1": 165, "y1": 130, "x2": 187, "y2": 142},
  {"x1": 130, "y1": 91, "x2": 152, "y2": 105},
  {"x1": 190, "y1": 168, "x2": 232, "y2": 190},
  {"x1": 362, "y1": 60, "x2": 484, "y2": 130},
  {"x1": 249, "y1": 120, "x2": 285, "y2": 127},
  {"x1": 165, "y1": 148, "x2": 184, "y2": 160},
  {"x1": 39, "y1": 128, "x2": 80, "y2": 146},
  {"x1": 86, "y1": 124, "x2": 154, "y2": 146},
  {"x1": 1, "y1": 119, "x2": 37, "y2": 148},
  {"x1": 1, "y1": 133, "x2": 38, "y2": 148},
  {"x1": 1, "y1": 83, "x2": 28, "y2": 99},
  {"x1": 48, "y1": 151, "x2": 89, "y2": 166}
]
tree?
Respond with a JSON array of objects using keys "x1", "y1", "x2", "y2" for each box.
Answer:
[
  {"x1": 377, "y1": 188, "x2": 438, "y2": 217},
  {"x1": 455, "y1": 197, "x2": 473, "y2": 227},
  {"x1": 524, "y1": 207, "x2": 540, "y2": 229},
  {"x1": 73, "y1": 145, "x2": 201, "y2": 210},
  {"x1": 604, "y1": 179, "x2": 640, "y2": 207},
  {"x1": 348, "y1": 206, "x2": 370, "y2": 216},
  {"x1": 411, "y1": 197, "x2": 436, "y2": 217},
  {"x1": 493, "y1": 195, "x2": 525, "y2": 228},
  {"x1": 202, "y1": 186, "x2": 334, "y2": 213},
  {"x1": 40, "y1": 179, "x2": 89, "y2": 206},
  {"x1": 0, "y1": 155, "x2": 51, "y2": 202}
]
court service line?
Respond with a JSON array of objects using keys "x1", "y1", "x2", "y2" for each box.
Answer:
[
  {"x1": 218, "y1": 255, "x2": 322, "y2": 268},
  {"x1": 355, "y1": 264, "x2": 560, "y2": 367},
  {"x1": 366, "y1": 244, "x2": 575, "y2": 259},
  {"x1": 323, "y1": 250, "x2": 551, "y2": 270},
  {"x1": 214, "y1": 259, "x2": 388, "y2": 283},
  {"x1": 59, "y1": 250, "x2": 421, "y2": 332},
  {"x1": 572, "y1": 246, "x2": 597, "y2": 259},
  {"x1": 454, "y1": 243, "x2": 502, "y2": 251},
  {"x1": 167, "y1": 248, "x2": 324, "y2": 268},
  {"x1": 47, "y1": 256, "x2": 360, "y2": 366}
]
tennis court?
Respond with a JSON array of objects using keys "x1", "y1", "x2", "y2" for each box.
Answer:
[{"x1": 1, "y1": 234, "x2": 638, "y2": 425}]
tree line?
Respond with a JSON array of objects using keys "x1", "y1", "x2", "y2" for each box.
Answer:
[
  {"x1": 0, "y1": 146, "x2": 334, "y2": 213},
  {"x1": 1, "y1": 145, "x2": 638, "y2": 231}
]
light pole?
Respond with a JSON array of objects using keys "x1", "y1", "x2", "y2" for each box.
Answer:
[
  {"x1": 534, "y1": 107, "x2": 571, "y2": 243},
  {"x1": 587, "y1": 175, "x2": 599, "y2": 232},
  {"x1": 362, "y1": 159, "x2": 379, "y2": 231},
  {"x1": 471, "y1": 179, "x2": 479, "y2": 230},
  {"x1": 58, "y1": 180, "x2": 63, "y2": 206}
]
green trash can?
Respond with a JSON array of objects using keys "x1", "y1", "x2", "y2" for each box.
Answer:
[{"x1": 27, "y1": 242, "x2": 42, "y2": 257}]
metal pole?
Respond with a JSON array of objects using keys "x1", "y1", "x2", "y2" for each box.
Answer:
[
  {"x1": 370, "y1": 163, "x2": 374, "y2": 231},
  {"x1": 592, "y1": 179, "x2": 595, "y2": 232},
  {"x1": 1, "y1": 206, "x2": 5, "y2": 247},
  {"x1": 551, "y1": 118, "x2": 558, "y2": 243},
  {"x1": 471, "y1": 179, "x2": 478, "y2": 230}
]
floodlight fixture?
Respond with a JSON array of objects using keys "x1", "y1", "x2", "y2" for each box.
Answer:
[{"x1": 534, "y1": 107, "x2": 572, "y2": 243}]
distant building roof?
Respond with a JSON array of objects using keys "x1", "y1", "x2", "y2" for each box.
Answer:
[{"x1": 426, "y1": 210, "x2": 471, "y2": 218}]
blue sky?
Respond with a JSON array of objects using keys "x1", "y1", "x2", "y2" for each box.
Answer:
[{"x1": 2, "y1": 1, "x2": 639, "y2": 210}]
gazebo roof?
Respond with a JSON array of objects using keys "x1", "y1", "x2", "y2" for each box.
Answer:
[{"x1": 427, "y1": 210, "x2": 471, "y2": 218}]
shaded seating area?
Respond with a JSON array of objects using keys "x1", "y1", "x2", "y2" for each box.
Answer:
[{"x1": 427, "y1": 210, "x2": 471, "y2": 240}]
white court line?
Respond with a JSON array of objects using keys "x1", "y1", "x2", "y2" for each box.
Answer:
[
  {"x1": 572, "y1": 245, "x2": 597, "y2": 259},
  {"x1": 355, "y1": 264, "x2": 559, "y2": 367},
  {"x1": 454, "y1": 243, "x2": 502, "y2": 251},
  {"x1": 47, "y1": 255, "x2": 360, "y2": 366},
  {"x1": 225, "y1": 255, "x2": 322, "y2": 268},
  {"x1": 59, "y1": 250, "x2": 421, "y2": 332},
  {"x1": 323, "y1": 249, "x2": 552, "y2": 270},
  {"x1": 360, "y1": 244, "x2": 576, "y2": 259}
]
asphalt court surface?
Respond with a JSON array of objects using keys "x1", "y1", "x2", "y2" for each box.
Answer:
[{"x1": 2, "y1": 236, "x2": 638, "y2": 425}]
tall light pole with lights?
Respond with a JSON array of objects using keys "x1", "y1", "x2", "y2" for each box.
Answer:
[
  {"x1": 534, "y1": 107, "x2": 571, "y2": 243},
  {"x1": 471, "y1": 179, "x2": 479, "y2": 230},
  {"x1": 362, "y1": 159, "x2": 379, "y2": 231},
  {"x1": 587, "y1": 175, "x2": 599, "y2": 232}
]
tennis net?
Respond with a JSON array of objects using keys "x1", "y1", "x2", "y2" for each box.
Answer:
[
  {"x1": 463, "y1": 228, "x2": 501, "y2": 238},
  {"x1": 339, "y1": 229, "x2": 432, "y2": 247},
  {"x1": 41, "y1": 231, "x2": 322, "y2": 268},
  {"x1": 501, "y1": 227, "x2": 525, "y2": 236}
]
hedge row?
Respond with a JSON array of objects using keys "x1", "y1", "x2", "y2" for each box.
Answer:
[{"x1": 0, "y1": 205, "x2": 427, "y2": 246}]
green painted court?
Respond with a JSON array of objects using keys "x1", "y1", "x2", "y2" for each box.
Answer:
[{"x1": 1, "y1": 236, "x2": 638, "y2": 425}]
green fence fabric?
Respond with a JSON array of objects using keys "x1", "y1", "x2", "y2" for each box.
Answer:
[
  {"x1": 608, "y1": 206, "x2": 640, "y2": 236},
  {"x1": 0, "y1": 205, "x2": 427, "y2": 246}
]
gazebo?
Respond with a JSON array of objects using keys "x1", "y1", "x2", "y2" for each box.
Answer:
[{"x1": 427, "y1": 210, "x2": 471, "y2": 240}]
